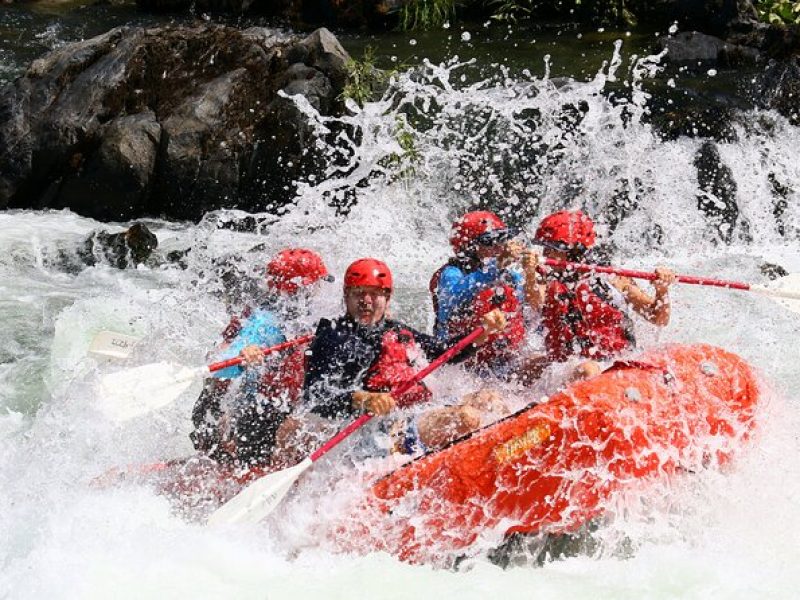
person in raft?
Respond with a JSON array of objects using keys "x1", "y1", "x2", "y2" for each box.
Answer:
[
  {"x1": 273, "y1": 257, "x2": 510, "y2": 464},
  {"x1": 524, "y1": 210, "x2": 676, "y2": 378},
  {"x1": 430, "y1": 210, "x2": 549, "y2": 382},
  {"x1": 190, "y1": 248, "x2": 333, "y2": 466}
]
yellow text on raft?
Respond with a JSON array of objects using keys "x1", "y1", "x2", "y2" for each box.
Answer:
[{"x1": 493, "y1": 422, "x2": 552, "y2": 464}]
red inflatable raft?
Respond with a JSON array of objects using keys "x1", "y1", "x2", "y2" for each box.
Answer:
[
  {"x1": 99, "y1": 343, "x2": 760, "y2": 565},
  {"x1": 340, "y1": 343, "x2": 759, "y2": 563}
]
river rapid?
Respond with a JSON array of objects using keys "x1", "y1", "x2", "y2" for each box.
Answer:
[{"x1": 2, "y1": 12, "x2": 800, "y2": 599}]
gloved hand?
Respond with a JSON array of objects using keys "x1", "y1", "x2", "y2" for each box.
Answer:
[
  {"x1": 240, "y1": 345, "x2": 265, "y2": 365},
  {"x1": 475, "y1": 308, "x2": 507, "y2": 346},
  {"x1": 498, "y1": 240, "x2": 525, "y2": 269},
  {"x1": 653, "y1": 266, "x2": 676, "y2": 296},
  {"x1": 352, "y1": 391, "x2": 396, "y2": 416}
]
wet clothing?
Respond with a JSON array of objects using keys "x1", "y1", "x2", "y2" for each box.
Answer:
[
  {"x1": 212, "y1": 307, "x2": 285, "y2": 379},
  {"x1": 190, "y1": 343, "x2": 309, "y2": 466},
  {"x1": 190, "y1": 301, "x2": 302, "y2": 466},
  {"x1": 541, "y1": 274, "x2": 635, "y2": 361},
  {"x1": 430, "y1": 257, "x2": 526, "y2": 370},
  {"x1": 431, "y1": 258, "x2": 523, "y2": 338},
  {"x1": 302, "y1": 315, "x2": 473, "y2": 421},
  {"x1": 226, "y1": 341, "x2": 310, "y2": 465},
  {"x1": 190, "y1": 378, "x2": 233, "y2": 461},
  {"x1": 343, "y1": 413, "x2": 428, "y2": 461},
  {"x1": 220, "y1": 307, "x2": 251, "y2": 344}
]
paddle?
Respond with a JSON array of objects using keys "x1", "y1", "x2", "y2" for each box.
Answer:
[
  {"x1": 207, "y1": 325, "x2": 486, "y2": 526},
  {"x1": 88, "y1": 330, "x2": 142, "y2": 361},
  {"x1": 542, "y1": 258, "x2": 800, "y2": 314},
  {"x1": 95, "y1": 334, "x2": 314, "y2": 423}
]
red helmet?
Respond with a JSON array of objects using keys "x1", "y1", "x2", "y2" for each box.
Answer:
[
  {"x1": 450, "y1": 211, "x2": 508, "y2": 254},
  {"x1": 534, "y1": 210, "x2": 596, "y2": 251},
  {"x1": 343, "y1": 258, "x2": 393, "y2": 291},
  {"x1": 266, "y1": 248, "x2": 331, "y2": 294}
]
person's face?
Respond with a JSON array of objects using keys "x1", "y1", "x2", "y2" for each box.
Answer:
[
  {"x1": 475, "y1": 243, "x2": 503, "y2": 262},
  {"x1": 276, "y1": 284, "x2": 315, "y2": 315},
  {"x1": 344, "y1": 286, "x2": 390, "y2": 325},
  {"x1": 543, "y1": 247, "x2": 569, "y2": 263}
]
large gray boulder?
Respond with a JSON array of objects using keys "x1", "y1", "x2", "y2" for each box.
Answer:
[
  {"x1": 0, "y1": 25, "x2": 351, "y2": 221},
  {"x1": 57, "y1": 111, "x2": 162, "y2": 220}
]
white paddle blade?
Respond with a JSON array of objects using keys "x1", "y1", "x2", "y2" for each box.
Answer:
[
  {"x1": 88, "y1": 331, "x2": 142, "y2": 360},
  {"x1": 753, "y1": 274, "x2": 800, "y2": 314},
  {"x1": 207, "y1": 457, "x2": 313, "y2": 526},
  {"x1": 94, "y1": 362, "x2": 207, "y2": 422}
]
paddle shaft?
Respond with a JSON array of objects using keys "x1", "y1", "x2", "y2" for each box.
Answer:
[
  {"x1": 542, "y1": 258, "x2": 754, "y2": 290},
  {"x1": 309, "y1": 326, "x2": 486, "y2": 463},
  {"x1": 541, "y1": 258, "x2": 800, "y2": 302},
  {"x1": 206, "y1": 334, "x2": 314, "y2": 373}
]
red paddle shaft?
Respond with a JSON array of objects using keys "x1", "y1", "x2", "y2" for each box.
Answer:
[
  {"x1": 543, "y1": 258, "x2": 752, "y2": 291},
  {"x1": 309, "y1": 326, "x2": 486, "y2": 463},
  {"x1": 207, "y1": 334, "x2": 314, "y2": 373}
]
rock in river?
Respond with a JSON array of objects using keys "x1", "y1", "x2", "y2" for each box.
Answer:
[{"x1": 0, "y1": 26, "x2": 351, "y2": 221}]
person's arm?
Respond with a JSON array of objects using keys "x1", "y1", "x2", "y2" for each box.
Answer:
[
  {"x1": 436, "y1": 263, "x2": 501, "y2": 336},
  {"x1": 521, "y1": 250, "x2": 546, "y2": 312},
  {"x1": 610, "y1": 267, "x2": 676, "y2": 326}
]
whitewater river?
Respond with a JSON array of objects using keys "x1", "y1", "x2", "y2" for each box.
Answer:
[{"x1": 2, "y1": 34, "x2": 800, "y2": 599}]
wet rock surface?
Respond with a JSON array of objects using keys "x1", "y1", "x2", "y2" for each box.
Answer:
[
  {"x1": 658, "y1": 31, "x2": 762, "y2": 68},
  {"x1": 694, "y1": 141, "x2": 742, "y2": 243},
  {"x1": 649, "y1": 104, "x2": 741, "y2": 143},
  {"x1": 134, "y1": 0, "x2": 400, "y2": 30},
  {"x1": 760, "y1": 261, "x2": 789, "y2": 280},
  {"x1": 754, "y1": 55, "x2": 800, "y2": 125},
  {"x1": 639, "y1": 0, "x2": 759, "y2": 36},
  {"x1": 52, "y1": 222, "x2": 159, "y2": 271},
  {"x1": 0, "y1": 25, "x2": 351, "y2": 221}
]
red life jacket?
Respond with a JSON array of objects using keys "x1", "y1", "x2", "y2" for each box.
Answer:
[
  {"x1": 221, "y1": 305, "x2": 306, "y2": 407},
  {"x1": 222, "y1": 315, "x2": 242, "y2": 344},
  {"x1": 364, "y1": 328, "x2": 432, "y2": 408},
  {"x1": 257, "y1": 341, "x2": 310, "y2": 408},
  {"x1": 430, "y1": 264, "x2": 526, "y2": 366},
  {"x1": 221, "y1": 305, "x2": 253, "y2": 344},
  {"x1": 541, "y1": 277, "x2": 634, "y2": 361},
  {"x1": 429, "y1": 264, "x2": 447, "y2": 319}
]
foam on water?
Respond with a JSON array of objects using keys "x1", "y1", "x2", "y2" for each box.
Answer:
[{"x1": 1, "y1": 43, "x2": 800, "y2": 598}]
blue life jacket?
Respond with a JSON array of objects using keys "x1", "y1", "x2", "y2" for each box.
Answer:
[
  {"x1": 430, "y1": 258, "x2": 524, "y2": 340},
  {"x1": 212, "y1": 307, "x2": 285, "y2": 379}
]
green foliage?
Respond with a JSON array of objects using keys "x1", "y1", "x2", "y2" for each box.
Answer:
[
  {"x1": 488, "y1": 0, "x2": 636, "y2": 27},
  {"x1": 489, "y1": 0, "x2": 533, "y2": 24},
  {"x1": 342, "y1": 46, "x2": 390, "y2": 108},
  {"x1": 340, "y1": 49, "x2": 419, "y2": 180},
  {"x1": 755, "y1": 0, "x2": 800, "y2": 24},
  {"x1": 380, "y1": 115, "x2": 421, "y2": 181},
  {"x1": 397, "y1": 0, "x2": 457, "y2": 31}
]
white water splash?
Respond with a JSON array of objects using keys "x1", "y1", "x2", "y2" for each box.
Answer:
[{"x1": 1, "y1": 43, "x2": 800, "y2": 598}]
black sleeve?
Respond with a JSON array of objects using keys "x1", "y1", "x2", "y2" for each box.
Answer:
[
  {"x1": 189, "y1": 378, "x2": 229, "y2": 451},
  {"x1": 302, "y1": 320, "x2": 359, "y2": 420}
]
